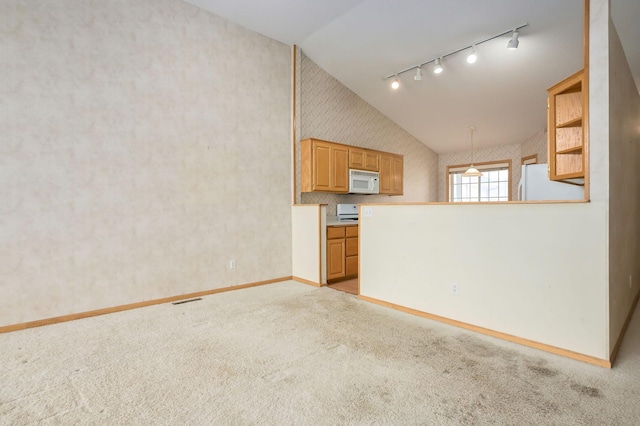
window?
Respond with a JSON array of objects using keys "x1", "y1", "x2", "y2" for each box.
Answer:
[{"x1": 447, "y1": 161, "x2": 511, "y2": 202}]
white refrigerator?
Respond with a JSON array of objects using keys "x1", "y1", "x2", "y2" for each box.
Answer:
[{"x1": 518, "y1": 164, "x2": 584, "y2": 201}]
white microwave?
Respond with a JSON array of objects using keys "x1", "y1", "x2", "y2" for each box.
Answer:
[{"x1": 349, "y1": 169, "x2": 379, "y2": 194}]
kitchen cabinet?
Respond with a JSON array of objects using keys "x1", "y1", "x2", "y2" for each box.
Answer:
[
  {"x1": 301, "y1": 139, "x2": 349, "y2": 193},
  {"x1": 379, "y1": 153, "x2": 404, "y2": 195},
  {"x1": 547, "y1": 70, "x2": 586, "y2": 180},
  {"x1": 349, "y1": 147, "x2": 379, "y2": 171},
  {"x1": 327, "y1": 225, "x2": 358, "y2": 282}
]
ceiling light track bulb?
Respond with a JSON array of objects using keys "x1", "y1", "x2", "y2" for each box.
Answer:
[
  {"x1": 414, "y1": 66, "x2": 423, "y2": 81},
  {"x1": 467, "y1": 45, "x2": 477, "y2": 64},
  {"x1": 434, "y1": 58, "x2": 443, "y2": 74},
  {"x1": 391, "y1": 75, "x2": 400, "y2": 89},
  {"x1": 507, "y1": 30, "x2": 520, "y2": 50}
]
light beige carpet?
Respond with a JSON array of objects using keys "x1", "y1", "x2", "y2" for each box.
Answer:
[{"x1": 1, "y1": 281, "x2": 639, "y2": 425}]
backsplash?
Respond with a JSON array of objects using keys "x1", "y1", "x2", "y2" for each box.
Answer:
[{"x1": 298, "y1": 52, "x2": 438, "y2": 213}]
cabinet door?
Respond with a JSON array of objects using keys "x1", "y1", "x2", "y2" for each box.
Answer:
[
  {"x1": 349, "y1": 148, "x2": 379, "y2": 172},
  {"x1": 379, "y1": 154, "x2": 392, "y2": 194},
  {"x1": 349, "y1": 149, "x2": 366, "y2": 170},
  {"x1": 365, "y1": 152, "x2": 379, "y2": 171},
  {"x1": 392, "y1": 156, "x2": 404, "y2": 195},
  {"x1": 327, "y1": 238, "x2": 346, "y2": 280},
  {"x1": 312, "y1": 141, "x2": 332, "y2": 191},
  {"x1": 332, "y1": 146, "x2": 349, "y2": 192},
  {"x1": 345, "y1": 255, "x2": 358, "y2": 278}
]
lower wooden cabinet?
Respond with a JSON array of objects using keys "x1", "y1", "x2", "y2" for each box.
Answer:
[{"x1": 327, "y1": 225, "x2": 358, "y2": 282}]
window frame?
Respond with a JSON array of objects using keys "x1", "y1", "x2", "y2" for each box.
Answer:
[
  {"x1": 521, "y1": 154, "x2": 538, "y2": 165},
  {"x1": 446, "y1": 159, "x2": 513, "y2": 202}
]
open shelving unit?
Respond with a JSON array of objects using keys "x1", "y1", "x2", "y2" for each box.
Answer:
[{"x1": 547, "y1": 70, "x2": 586, "y2": 180}]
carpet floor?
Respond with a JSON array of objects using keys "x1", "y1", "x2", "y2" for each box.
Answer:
[{"x1": 1, "y1": 281, "x2": 639, "y2": 425}]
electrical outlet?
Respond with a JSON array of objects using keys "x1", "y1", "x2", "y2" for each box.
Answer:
[
  {"x1": 364, "y1": 207, "x2": 373, "y2": 217},
  {"x1": 451, "y1": 283, "x2": 459, "y2": 295},
  {"x1": 230, "y1": 259, "x2": 236, "y2": 269}
]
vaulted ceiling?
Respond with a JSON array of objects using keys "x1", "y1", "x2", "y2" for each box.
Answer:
[{"x1": 185, "y1": 0, "x2": 640, "y2": 154}]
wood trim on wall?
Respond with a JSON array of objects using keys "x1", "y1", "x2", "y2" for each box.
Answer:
[
  {"x1": 318, "y1": 204, "x2": 322, "y2": 284},
  {"x1": 358, "y1": 294, "x2": 611, "y2": 368},
  {"x1": 292, "y1": 276, "x2": 322, "y2": 287},
  {"x1": 445, "y1": 159, "x2": 513, "y2": 202},
  {"x1": 583, "y1": 0, "x2": 590, "y2": 201},
  {"x1": 0, "y1": 277, "x2": 292, "y2": 335},
  {"x1": 521, "y1": 154, "x2": 538, "y2": 165},
  {"x1": 292, "y1": 45, "x2": 298, "y2": 205}
]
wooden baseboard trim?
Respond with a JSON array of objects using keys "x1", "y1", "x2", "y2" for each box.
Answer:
[
  {"x1": 358, "y1": 294, "x2": 611, "y2": 368},
  {"x1": 609, "y1": 288, "x2": 640, "y2": 364},
  {"x1": 292, "y1": 276, "x2": 323, "y2": 287},
  {"x1": 0, "y1": 276, "x2": 292, "y2": 335}
]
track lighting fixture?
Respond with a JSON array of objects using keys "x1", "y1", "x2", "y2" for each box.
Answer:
[
  {"x1": 507, "y1": 30, "x2": 520, "y2": 49},
  {"x1": 466, "y1": 45, "x2": 477, "y2": 64},
  {"x1": 414, "y1": 66, "x2": 423, "y2": 81},
  {"x1": 383, "y1": 23, "x2": 527, "y2": 87},
  {"x1": 391, "y1": 75, "x2": 399, "y2": 89},
  {"x1": 433, "y1": 58, "x2": 443, "y2": 74}
]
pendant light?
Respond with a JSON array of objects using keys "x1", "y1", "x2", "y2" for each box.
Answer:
[{"x1": 462, "y1": 126, "x2": 482, "y2": 177}]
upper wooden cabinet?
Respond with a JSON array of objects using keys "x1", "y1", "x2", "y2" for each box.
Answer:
[
  {"x1": 548, "y1": 70, "x2": 586, "y2": 180},
  {"x1": 349, "y1": 148, "x2": 379, "y2": 172},
  {"x1": 301, "y1": 139, "x2": 348, "y2": 193},
  {"x1": 301, "y1": 138, "x2": 403, "y2": 195},
  {"x1": 379, "y1": 153, "x2": 403, "y2": 195}
]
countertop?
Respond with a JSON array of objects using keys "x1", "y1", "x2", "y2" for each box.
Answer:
[{"x1": 326, "y1": 215, "x2": 358, "y2": 226}]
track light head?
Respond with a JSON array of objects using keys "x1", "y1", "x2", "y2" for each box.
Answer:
[
  {"x1": 433, "y1": 58, "x2": 443, "y2": 74},
  {"x1": 507, "y1": 30, "x2": 520, "y2": 49},
  {"x1": 414, "y1": 66, "x2": 423, "y2": 81},
  {"x1": 467, "y1": 45, "x2": 477, "y2": 64},
  {"x1": 391, "y1": 76, "x2": 400, "y2": 89}
]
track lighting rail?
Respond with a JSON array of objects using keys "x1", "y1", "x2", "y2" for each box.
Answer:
[{"x1": 383, "y1": 23, "x2": 528, "y2": 81}]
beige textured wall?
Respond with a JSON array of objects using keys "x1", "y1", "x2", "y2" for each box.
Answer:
[
  {"x1": 0, "y1": 0, "x2": 292, "y2": 326},
  {"x1": 520, "y1": 130, "x2": 549, "y2": 164},
  {"x1": 298, "y1": 53, "x2": 438, "y2": 214},
  {"x1": 607, "y1": 19, "x2": 640, "y2": 351}
]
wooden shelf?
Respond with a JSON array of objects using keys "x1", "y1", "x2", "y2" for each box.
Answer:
[
  {"x1": 557, "y1": 117, "x2": 583, "y2": 128},
  {"x1": 556, "y1": 146, "x2": 583, "y2": 155}
]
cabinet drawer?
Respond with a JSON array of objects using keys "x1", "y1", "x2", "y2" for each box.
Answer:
[
  {"x1": 345, "y1": 225, "x2": 358, "y2": 237},
  {"x1": 346, "y1": 237, "x2": 358, "y2": 256},
  {"x1": 327, "y1": 226, "x2": 345, "y2": 239}
]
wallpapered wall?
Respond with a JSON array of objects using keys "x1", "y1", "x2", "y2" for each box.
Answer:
[
  {"x1": 606, "y1": 18, "x2": 640, "y2": 351},
  {"x1": 298, "y1": 53, "x2": 439, "y2": 214},
  {"x1": 437, "y1": 130, "x2": 548, "y2": 202},
  {"x1": 0, "y1": 0, "x2": 292, "y2": 326}
]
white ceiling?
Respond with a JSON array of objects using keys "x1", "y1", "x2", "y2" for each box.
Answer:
[{"x1": 185, "y1": 0, "x2": 640, "y2": 154}]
